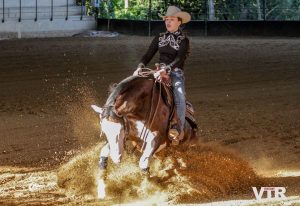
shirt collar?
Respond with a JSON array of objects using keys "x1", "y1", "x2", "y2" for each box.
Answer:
[{"x1": 166, "y1": 30, "x2": 182, "y2": 36}]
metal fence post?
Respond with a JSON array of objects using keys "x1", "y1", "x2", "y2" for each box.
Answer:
[
  {"x1": 2, "y1": 0, "x2": 4, "y2": 23},
  {"x1": 66, "y1": 0, "x2": 69, "y2": 20},
  {"x1": 18, "y1": 0, "x2": 21, "y2": 22},
  {"x1": 50, "y1": 0, "x2": 53, "y2": 21},
  {"x1": 107, "y1": 0, "x2": 110, "y2": 31},
  {"x1": 204, "y1": 0, "x2": 208, "y2": 36},
  {"x1": 80, "y1": 0, "x2": 83, "y2": 20},
  {"x1": 35, "y1": 0, "x2": 37, "y2": 21},
  {"x1": 263, "y1": 0, "x2": 266, "y2": 21},
  {"x1": 148, "y1": 0, "x2": 152, "y2": 36}
]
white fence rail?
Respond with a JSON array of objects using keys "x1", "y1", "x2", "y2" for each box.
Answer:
[{"x1": 0, "y1": 0, "x2": 96, "y2": 38}]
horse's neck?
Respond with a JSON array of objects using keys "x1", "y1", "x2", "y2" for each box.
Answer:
[
  {"x1": 105, "y1": 75, "x2": 139, "y2": 107},
  {"x1": 114, "y1": 77, "x2": 155, "y2": 119},
  {"x1": 112, "y1": 78, "x2": 171, "y2": 145}
]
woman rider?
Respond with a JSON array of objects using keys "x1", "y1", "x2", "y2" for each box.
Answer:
[{"x1": 133, "y1": 6, "x2": 191, "y2": 143}]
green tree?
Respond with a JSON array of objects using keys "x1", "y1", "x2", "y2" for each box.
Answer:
[
  {"x1": 88, "y1": 0, "x2": 300, "y2": 20},
  {"x1": 266, "y1": 0, "x2": 300, "y2": 20}
]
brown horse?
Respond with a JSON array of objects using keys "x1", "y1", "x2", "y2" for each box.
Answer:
[{"x1": 92, "y1": 73, "x2": 198, "y2": 174}]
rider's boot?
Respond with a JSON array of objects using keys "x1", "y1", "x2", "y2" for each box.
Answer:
[{"x1": 169, "y1": 124, "x2": 184, "y2": 145}]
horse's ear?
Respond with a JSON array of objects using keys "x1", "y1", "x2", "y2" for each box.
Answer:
[
  {"x1": 91, "y1": 105, "x2": 103, "y2": 114},
  {"x1": 108, "y1": 83, "x2": 118, "y2": 94}
]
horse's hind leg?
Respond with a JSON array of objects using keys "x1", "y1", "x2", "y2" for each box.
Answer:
[{"x1": 99, "y1": 143, "x2": 110, "y2": 170}]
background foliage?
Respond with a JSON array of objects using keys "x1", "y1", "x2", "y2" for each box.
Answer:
[{"x1": 77, "y1": 0, "x2": 300, "y2": 20}]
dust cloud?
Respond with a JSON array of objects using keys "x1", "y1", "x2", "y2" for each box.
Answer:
[{"x1": 57, "y1": 141, "x2": 262, "y2": 204}]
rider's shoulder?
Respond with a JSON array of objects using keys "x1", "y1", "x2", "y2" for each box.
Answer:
[
  {"x1": 180, "y1": 31, "x2": 189, "y2": 38},
  {"x1": 183, "y1": 34, "x2": 189, "y2": 41},
  {"x1": 177, "y1": 33, "x2": 189, "y2": 44},
  {"x1": 159, "y1": 32, "x2": 167, "y2": 37},
  {"x1": 152, "y1": 32, "x2": 165, "y2": 40}
]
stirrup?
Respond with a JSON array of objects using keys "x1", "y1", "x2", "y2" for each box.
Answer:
[
  {"x1": 169, "y1": 128, "x2": 180, "y2": 140},
  {"x1": 169, "y1": 124, "x2": 184, "y2": 145}
]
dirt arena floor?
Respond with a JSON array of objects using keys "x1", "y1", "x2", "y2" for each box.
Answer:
[{"x1": 0, "y1": 36, "x2": 299, "y2": 205}]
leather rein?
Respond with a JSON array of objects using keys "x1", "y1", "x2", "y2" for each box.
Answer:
[{"x1": 136, "y1": 68, "x2": 163, "y2": 150}]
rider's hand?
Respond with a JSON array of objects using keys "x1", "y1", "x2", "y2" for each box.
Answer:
[
  {"x1": 133, "y1": 63, "x2": 145, "y2": 76},
  {"x1": 153, "y1": 71, "x2": 160, "y2": 79},
  {"x1": 154, "y1": 69, "x2": 167, "y2": 79},
  {"x1": 161, "y1": 65, "x2": 172, "y2": 73},
  {"x1": 133, "y1": 68, "x2": 142, "y2": 76}
]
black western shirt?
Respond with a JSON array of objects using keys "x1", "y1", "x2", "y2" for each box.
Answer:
[{"x1": 140, "y1": 30, "x2": 189, "y2": 70}]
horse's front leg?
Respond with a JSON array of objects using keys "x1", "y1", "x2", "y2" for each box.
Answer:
[
  {"x1": 99, "y1": 142, "x2": 110, "y2": 170},
  {"x1": 139, "y1": 131, "x2": 159, "y2": 173},
  {"x1": 97, "y1": 126, "x2": 125, "y2": 199},
  {"x1": 97, "y1": 143, "x2": 110, "y2": 199}
]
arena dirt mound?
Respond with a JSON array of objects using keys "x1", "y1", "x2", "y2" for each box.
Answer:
[
  {"x1": 57, "y1": 144, "x2": 101, "y2": 196},
  {"x1": 57, "y1": 142, "x2": 262, "y2": 204}
]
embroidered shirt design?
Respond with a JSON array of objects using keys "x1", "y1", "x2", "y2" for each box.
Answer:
[{"x1": 158, "y1": 33, "x2": 185, "y2": 50}]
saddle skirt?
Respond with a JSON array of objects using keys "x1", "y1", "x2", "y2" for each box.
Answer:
[{"x1": 158, "y1": 82, "x2": 198, "y2": 131}]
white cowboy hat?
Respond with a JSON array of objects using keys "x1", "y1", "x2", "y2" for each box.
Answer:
[{"x1": 161, "y1": 6, "x2": 191, "y2": 24}]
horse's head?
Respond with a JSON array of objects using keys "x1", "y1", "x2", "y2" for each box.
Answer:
[{"x1": 91, "y1": 105, "x2": 124, "y2": 164}]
